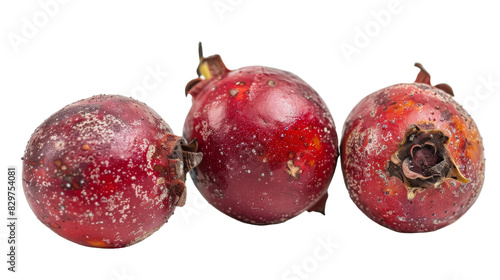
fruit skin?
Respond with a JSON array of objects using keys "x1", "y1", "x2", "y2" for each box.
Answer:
[
  {"x1": 184, "y1": 47, "x2": 338, "y2": 225},
  {"x1": 341, "y1": 64, "x2": 485, "y2": 233},
  {"x1": 22, "y1": 95, "x2": 201, "y2": 247}
]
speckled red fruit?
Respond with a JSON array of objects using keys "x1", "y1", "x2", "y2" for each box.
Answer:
[
  {"x1": 341, "y1": 64, "x2": 485, "y2": 232},
  {"x1": 22, "y1": 95, "x2": 201, "y2": 247},
  {"x1": 183, "y1": 44, "x2": 338, "y2": 224}
]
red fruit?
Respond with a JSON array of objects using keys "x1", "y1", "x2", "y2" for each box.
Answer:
[
  {"x1": 341, "y1": 64, "x2": 485, "y2": 232},
  {"x1": 22, "y1": 95, "x2": 201, "y2": 247},
  {"x1": 183, "y1": 44, "x2": 338, "y2": 224}
]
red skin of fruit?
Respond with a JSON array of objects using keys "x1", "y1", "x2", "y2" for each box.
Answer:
[
  {"x1": 22, "y1": 95, "x2": 199, "y2": 247},
  {"x1": 184, "y1": 52, "x2": 338, "y2": 225},
  {"x1": 341, "y1": 66, "x2": 485, "y2": 232}
]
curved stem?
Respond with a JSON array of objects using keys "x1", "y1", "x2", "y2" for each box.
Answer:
[
  {"x1": 198, "y1": 42, "x2": 204, "y2": 61},
  {"x1": 195, "y1": 44, "x2": 229, "y2": 80},
  {"x1": 414, "y1": 62, "x2": 431, "y2": 85},
  {"x1": 413, "y1": 63, "x2": 454, "y2": 96},
  {"x1": 187, "y1": 43, "x2": 230, "y2": 96},
  {"x1": 196, "y1": 42, "x2": 204, "y2": 77}
]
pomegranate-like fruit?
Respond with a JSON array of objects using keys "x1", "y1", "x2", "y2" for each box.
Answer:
[
  {"x1": 22, "y1": 95, "x2": 202, "y2": 247},
  {"x1": 183, "y1": 44, "x2": 338, "y2": 225},
  {"x1": 341, "y1": 64, "x2": 485, "y2": 232}
]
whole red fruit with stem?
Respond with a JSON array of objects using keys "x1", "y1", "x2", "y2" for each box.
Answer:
[
  {"x1": 341, "y1": 64, "x2": 485, "y2": 232},
  {"x1": 22, "y1": 95, "x2": 202, "y2": 247},
  {"x1": 183, "y1": 44, "x2": 338, "y2": 225}
]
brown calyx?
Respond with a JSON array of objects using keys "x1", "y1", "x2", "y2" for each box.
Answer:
[
  {"x1": 180, "y1": 138, "x2": 203, "y2": 174},
  {"x1": 387, "y1": 125, "x2": 469, "y2": 200},
  {"x1": 414, "y1": 63, "x2": 454, "y2": 96},
  {"x1": 160, "y1": 134, "x2": 203, "y2": 206}
]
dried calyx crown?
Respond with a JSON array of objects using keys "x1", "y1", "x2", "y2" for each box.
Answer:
[
  {"x1": 185, "y1": 42, "x2": 229, "y2": 95},
  {"x1": 386, "y1": 64, "x2": 469, "y2": 200},
  {"x1": 161, "y1": 134, "x2": 203, "y2": 207}
]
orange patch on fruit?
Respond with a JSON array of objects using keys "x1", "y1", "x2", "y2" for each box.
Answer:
[
  {"x1": 231, "y1": 82, "x2": 250, "y2": 101},
  {"x1": 310, "y1": 135, "x2": 321, "y2": 150},
  {"x1": 382, "y1": 186, "x2": 397, "y2": 196},
  {"x1": 390, "y1": 100, "x2": 417, "y2": 117},
  {"x1": 86, "y1": 240, "x2": 109, "y2": 248}
]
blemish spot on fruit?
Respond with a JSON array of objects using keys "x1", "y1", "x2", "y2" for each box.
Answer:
[
  {"x1": 285, "y1": 160, "x2": 302, "y2": 179},
  {"x1": 267, "y1": 80, "x2": 276, "y2": 87},
  {"x1": 440, "y1": 110, "x2": 451, "y2": 121},
  {"x1": 48, "y1": 222, "x2": 61, "y2": 229},
  {"x1": 55, "y1": 141, "x2": 65, "y2": 150},
  {"x1": 229, "y1": 89, "x2": 238, "y2": 97},
  {"x1": 81, "y1": 144, "x2": 90, "y2": 151},
  {"x1": 53, "y1": 160, "x2": 62, "y2": 168}
]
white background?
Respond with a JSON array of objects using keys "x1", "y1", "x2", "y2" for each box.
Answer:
[{"x1": 1, "y1": 1, "x2": 499, "y2": 279}]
